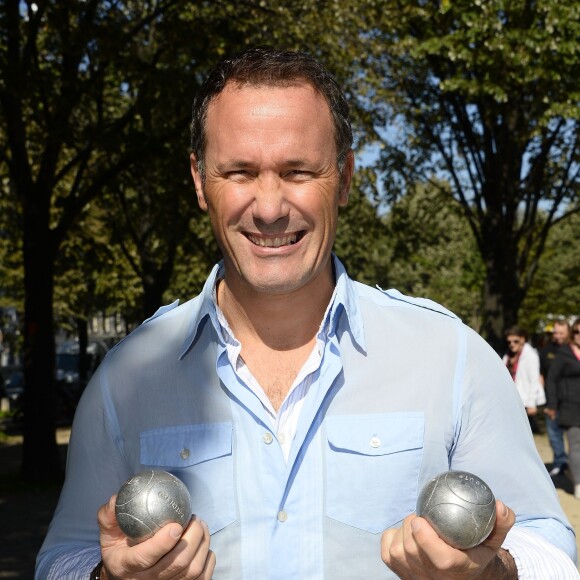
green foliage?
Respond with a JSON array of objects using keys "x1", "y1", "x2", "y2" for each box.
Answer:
[
  {"x1": 0, "y1": 179, "x2": 23, "y2": 312},
  {"x1": 54, "y1": 203, "x2": 142, "y2": 329},
  {"x1": 382, "y1": 183, "x2": 485, "y2": 328},
  {"x1": 519, "y1": 209, "x2": 580, "y2": 331},
  {"x1": 334, "y1": 167, "x2": 390, "y2": 286},
  {"x1": 170, "y1": 209, "x2": 221, "y2": 302}
]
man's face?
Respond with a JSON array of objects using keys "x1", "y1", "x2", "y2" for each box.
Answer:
[
  {"x1": 552, "y1": 323, "x2": 570, "y2": 345},
  {"x1": 506, "y1": 335, "x2": 524, "y2": 355},
  {"x1": 191, "y1": 83, "x2": 353, "y2": 297}
]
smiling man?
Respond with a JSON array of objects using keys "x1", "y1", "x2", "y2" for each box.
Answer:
[
  {"x1": 192, "y1": 83, "x2": 351, "y2": 298},
  {"x1": 37, "y1": 46, "x2": 578, "y2": 579}
]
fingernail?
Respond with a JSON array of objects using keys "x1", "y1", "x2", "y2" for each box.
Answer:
[
  {"x1": 169, "y1": 525, "x2": 183, "y2": 538},
  {"x1": 411, "y1": 518, "x2": 422, "y2": 532},
  {"x1": 499, "y1": 501, "x2": 508, "y2": 517}
]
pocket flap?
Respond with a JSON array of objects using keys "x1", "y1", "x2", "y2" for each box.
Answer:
[
  {"x1": 140, "y1": 422, "x2": 232, "y2": 468},
  {"x1": 327, "y1": 413, "x2": 424, "y2": 456}
]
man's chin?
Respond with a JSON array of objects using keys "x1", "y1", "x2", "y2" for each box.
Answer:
[{"x1": 247, "y1": 279, "x2": 305, "y2": 296}]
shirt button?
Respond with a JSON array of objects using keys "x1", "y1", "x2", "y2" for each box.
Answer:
[
  {"x1": 278, "y1": 433, "x2": 286, "y2": 445},
  {"x1": 180, "y1": 448, "x2": 190, "y2": 460},
  {"x1": 370, "y1": 436, "x2": 381, "y2": 448},
  {"x1": 262, "y1": 432, "x2": 273, "y2": 444},
  {"x1": 277, "y1": 510, "x2": 288, "y2": 522}
]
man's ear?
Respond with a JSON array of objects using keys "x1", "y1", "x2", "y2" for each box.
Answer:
[
  {"x1": 338, "y1": 150, "x2": 355, "y2": 207},
  {"x1": 190, "y1": 153, "x2": 207, "y2": 211}
]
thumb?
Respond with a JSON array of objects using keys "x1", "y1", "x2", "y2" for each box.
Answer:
[
  {"x1": 483, "y1": 500, "x2": 515, "y2": 551},
  {"x1": 98, "y1": 494, "x2": 135, "y2": 554},
  {"x1": 124, "y1": 523, "x2": 184, "y2": 567}
]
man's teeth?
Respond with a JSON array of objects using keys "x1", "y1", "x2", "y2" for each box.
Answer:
[{"x1": 248, "y1": 234, "x2": 298, "y2": 247}]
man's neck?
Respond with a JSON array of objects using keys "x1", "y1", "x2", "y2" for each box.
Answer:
[{"x1": 217, "y1": 272, "x2": 335, "y2": 351}]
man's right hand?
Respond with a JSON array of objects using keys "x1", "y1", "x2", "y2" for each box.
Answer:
[{"x1": 96, "y1": 495, "x2": 215, "y2": 579}]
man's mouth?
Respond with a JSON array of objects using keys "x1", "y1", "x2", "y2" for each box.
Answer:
[{"x1": 246, "y1": 232, "x2": 303, "y2": 248}]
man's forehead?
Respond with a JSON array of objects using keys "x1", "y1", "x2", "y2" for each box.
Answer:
[{"x1": 200, "y1": 81, "x2": 338, "y2": 162}]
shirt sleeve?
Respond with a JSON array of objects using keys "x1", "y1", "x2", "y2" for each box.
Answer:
[
  {"x1": 503, "y1": 527, "x2": 580, "y2": 578},
  {"x1": 35, "y1": 363, "x2": 131, "y2": 578},
  {"x1": 450, "y1": 326, "x2": 577, "y2": 565},
  {"x1": 44, "y1": 546, "x2": 101, "y2": 580}
]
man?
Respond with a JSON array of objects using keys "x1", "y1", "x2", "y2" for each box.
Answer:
[
  {"x1": 542, "y1": 320, "x2": 571, "y2": 476},
  {"x1": 546, "y1": 318, "x2": 580, "y2": 499},
  {"x1": 37, "y1": 46, "x2": 578, "y2": 579}
]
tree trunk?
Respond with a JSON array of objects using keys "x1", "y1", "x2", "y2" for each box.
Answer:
[
  {"x1": 76, "y1": 316, "x2": 89, "y2": 386},
  {"x1": 481, "y1": 274, "x2": 521, "y2": 353},
  {"x1": 20, "y1": 196, "x2": 62, "y2": 483},
  {"x1": 480, "y1": 244, "x2": 523, "y2": 354}
]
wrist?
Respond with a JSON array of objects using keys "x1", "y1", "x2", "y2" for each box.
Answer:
[
  {"x1": 481, "y1": 549, "x2": 518, "y2": 579},
  {"x1": 89, "y1": 560, "x2": 103, "y2": 580}
]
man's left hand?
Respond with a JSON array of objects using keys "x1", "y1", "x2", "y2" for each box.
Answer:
[{"x1": 381, "y1": 500, "x2": 517, "y2": 579}]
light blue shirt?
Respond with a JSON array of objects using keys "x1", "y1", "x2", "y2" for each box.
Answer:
[{"x1": 37, "y1": 258, "x2": 577, "y2": 578}]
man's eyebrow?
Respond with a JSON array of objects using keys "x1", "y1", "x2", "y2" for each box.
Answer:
[
  {"x1": 284, "y1": 159, "x2": 311, "y2": 168},
  {"x1": 215, "y1": 159, "x2": 314, "y2": 172},
  {"x1": 215, "y1": 161, "x2": 253, "y2": 172}
]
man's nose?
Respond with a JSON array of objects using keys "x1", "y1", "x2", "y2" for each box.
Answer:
[{"x1": 251, "y1": 174, "x2": 289, "y2": 224}]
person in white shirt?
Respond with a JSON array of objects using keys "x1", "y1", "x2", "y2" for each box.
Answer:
[{"x1": 503, "y1": 326, "x2": 545, "y2": 433}]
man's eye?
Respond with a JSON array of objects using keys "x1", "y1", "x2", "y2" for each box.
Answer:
[{"x1": 227, "y1": 170, "x2": 252, "y2": 180}]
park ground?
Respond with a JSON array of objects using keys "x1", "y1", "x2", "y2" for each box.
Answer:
[{"x1": 0, "y1": 429, "x2": 579, "y2": 578}]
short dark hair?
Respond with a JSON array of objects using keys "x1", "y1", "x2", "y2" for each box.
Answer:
[
  {"x1": 504, "y1": 326, "x2": 528, "y2": 340},
  {"x1": 190, "y1": 45, "x2": 353, "y2": 178},
  {"x1": 553, "y1": 319, "x2": 570, "y2": 331}
]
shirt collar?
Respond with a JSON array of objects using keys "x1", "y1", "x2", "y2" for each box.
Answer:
[
  {"x1": 179, "y1": 262, "x2": 223, "y2": 359},
  {"x1": 330, "y1": 256, "x2": 366, "y2": 351},
  {"x1": 179, "y1": 255, "x2": 366, "y2": 359}
]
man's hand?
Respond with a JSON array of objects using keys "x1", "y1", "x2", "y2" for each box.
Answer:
[
  {"x1": 544, "y1": 407, "x2": 558, "y2": 420},
  {"x1": 381, "y1": 500, "x2": 517, "y2": 579},
  {"x1": 97, "y1": 495, "x2": 215, "y2": 579}
]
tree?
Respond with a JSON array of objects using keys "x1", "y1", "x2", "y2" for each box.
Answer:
[
  {"x1": 334, "y1": 167, "x2": 391, "y2": 286},
  {"x1": 518, "y1": 208, "x2": 580, "y2": 332},
  {"x1": 361, "y1": 0, "x2": 579, "y2": 350},
  {"x1": 382, "y1": 183, "x2": 485, "y2": 329},
  {"x1": 105, "y1": 156, "x2": 219, "y2": 320},
  {"x1": 54, "y1": 202, "x2": 142, "y2": 334}
]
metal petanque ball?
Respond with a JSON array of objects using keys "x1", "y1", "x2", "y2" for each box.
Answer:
[
  {"x1": 416, "y1": 470, "x2": 496, "y2": 550},
  {"x1": 115, "y1": 469, "x2": 192, "y2": 543}
]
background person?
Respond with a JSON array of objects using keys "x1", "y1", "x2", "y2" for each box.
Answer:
[
  {"x1": 36, "y1": 46, "x2": 578, "y2": 579},
  {"x1": 503, "y1": 326, "x2": 545, "y2": 434},
  {"x1": 541, "y1": 319, "x2": 571, "y2": 476},
  {"x1": 546, "y1": 319, "x2": 580, "y2": 499}
]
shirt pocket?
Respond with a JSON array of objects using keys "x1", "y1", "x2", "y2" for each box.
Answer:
[
  {"x1": 325, "y1": 413, "x2": 424, "y2": 533},
  {"x1": 140, "y1": 422, "x2": 236, "y2": 533}
]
